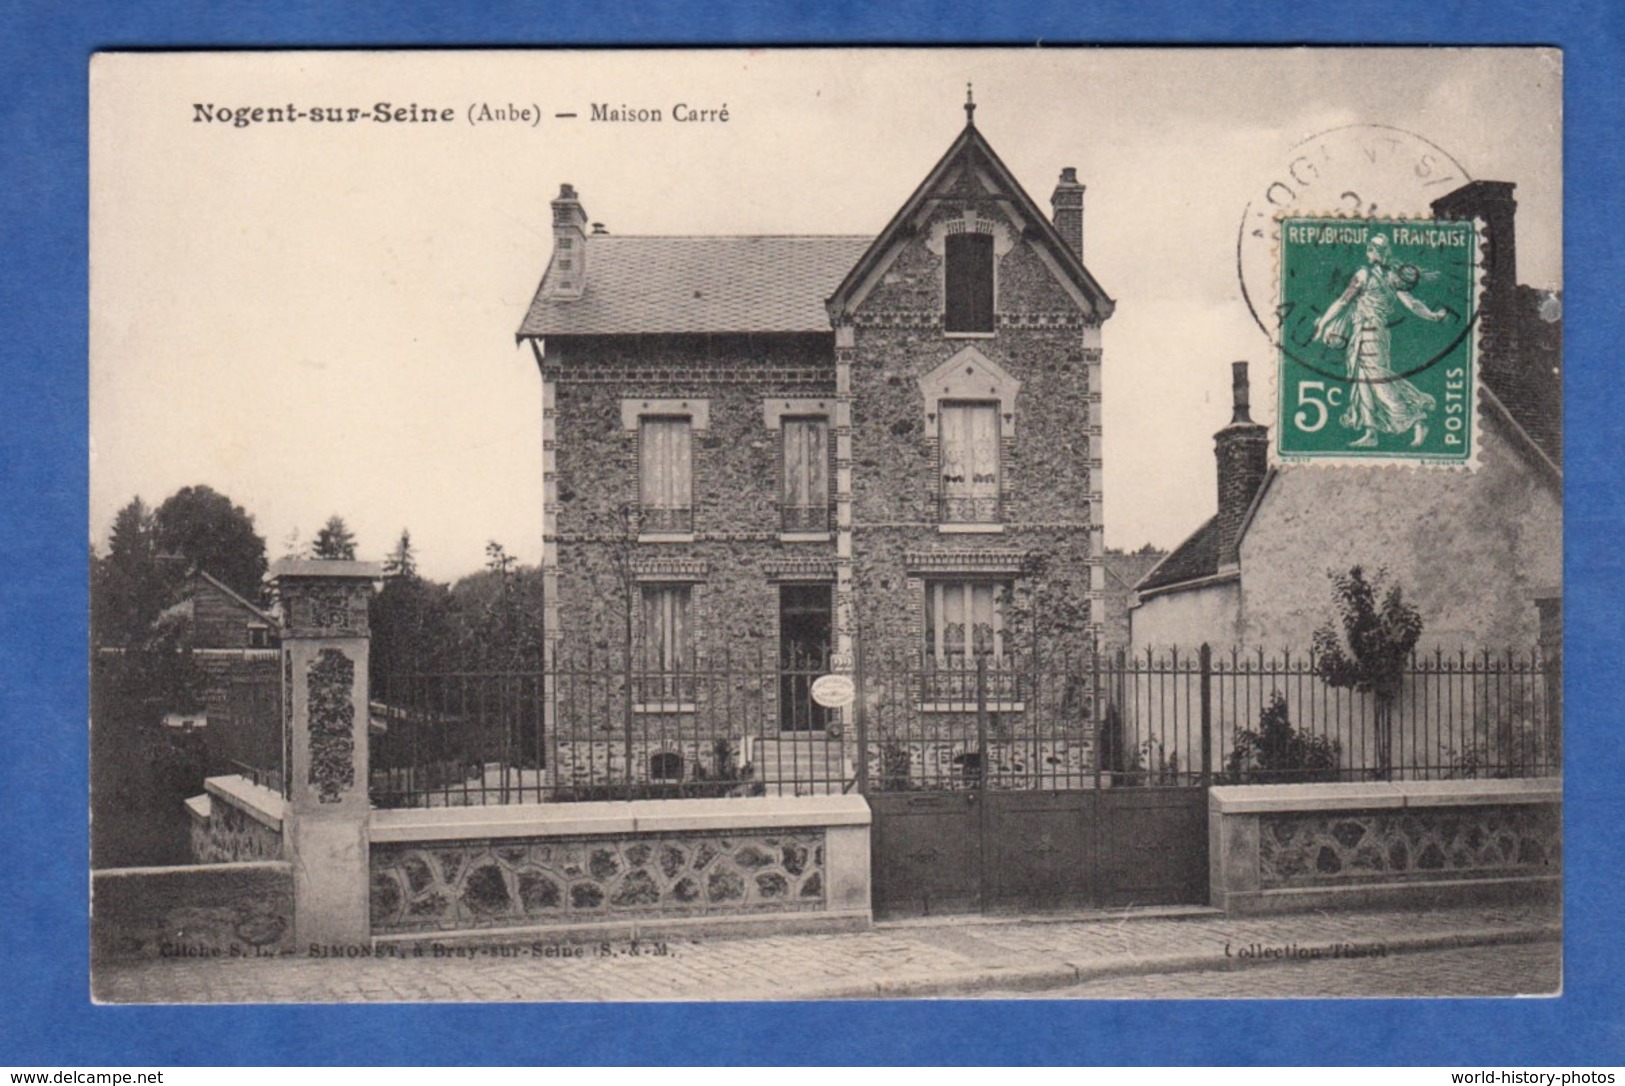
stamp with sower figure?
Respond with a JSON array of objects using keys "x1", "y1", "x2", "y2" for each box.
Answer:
[{"x1": 1275, "y1": 215, "x2": 1481, "y2": 465}]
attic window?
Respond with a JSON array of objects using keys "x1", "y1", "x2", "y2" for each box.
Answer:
[{"x1": 945, "y1": 232, "x2": 995, "y2": 334}]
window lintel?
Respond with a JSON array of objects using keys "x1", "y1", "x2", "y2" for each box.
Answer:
[
  {"x1": 918, "y1": 347, "x2": 1021, "y2": 435},
  {"x1": 621, "y1": 398, "x2": 710, "y2": 432}
]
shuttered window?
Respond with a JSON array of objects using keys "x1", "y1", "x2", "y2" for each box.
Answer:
[
  {"x1": 781, "y1": 417, "x2": 830, "y2": 532},
  {"x1": 638, "y1": 585, "x2": 692, "y2": 704},
  {"x1": 639, "y1": 416, "x2": 692, "y2": 532},
  {"x1": 939, "y1": 401, "x2": 1001, "y2": 523},
  {"x1": 944, "y1": 231, "x2": 995, "y2": 333}
]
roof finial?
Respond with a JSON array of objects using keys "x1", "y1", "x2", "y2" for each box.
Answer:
[{"x1": 964, "y1": 82, "x2": 976, "y2": 126}]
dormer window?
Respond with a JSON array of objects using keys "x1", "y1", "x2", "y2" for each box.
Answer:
[{"x1": 944, "y1": 231, "x2": 995, "y2": 334}]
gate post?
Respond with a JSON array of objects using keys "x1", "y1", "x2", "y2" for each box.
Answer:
[
  {"x1": 271, "y1": 559, "x2": 383, "y2": 948},
  {"x1": 854, "y1": 639, "x2": 869, "y2": 795},
  {"x1": 1091, "y1": 641, "x2": 1103, "y2": 790},
  {"x1": 1199, "y1": 643, "x2": 1213, "y2": 788},
  {"x1": 974, "y1": 654, "x2": 989, "y2": 787}
]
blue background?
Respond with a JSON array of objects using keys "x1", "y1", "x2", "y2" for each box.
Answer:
[{"x1": 3, "y1": 1, "x2": 1620, "y2": 1066}]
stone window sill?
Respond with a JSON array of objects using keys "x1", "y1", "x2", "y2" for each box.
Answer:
[
  {"x1": 917, "y1": 701, "x2": 1026, "y2": 714},
  {"x1": 938, "y1": 523, "x2": 1005, "y2": 535},
  {"x1": 778, "y1": 531, "x2": 833, "y2": 544},
  {"x1": 944, "y1": 331, "x2": 997, "y2": 339},
  {"x1": 638, "y1": 532, "x2": 696, "y2": 545},
  {"x1": 633, "y1": 702, "x2": 698, "y2": 715}
]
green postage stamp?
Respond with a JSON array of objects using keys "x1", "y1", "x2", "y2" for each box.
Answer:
[{"x1": 1275, "y1": 216, "x2": 1480, "y2": 465}]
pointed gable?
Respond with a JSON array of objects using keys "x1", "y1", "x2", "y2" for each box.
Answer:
[{"x1": 826, "y1": 120, "x2": 1114, "y2": 324}]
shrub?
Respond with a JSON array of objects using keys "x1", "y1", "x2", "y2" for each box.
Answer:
[
  {"x1": 1225, "y1": 691, "x2": 1341, "y2": 784},
  {"x1": 879, "y1": 741, "x2": 913, "y2": 792}
]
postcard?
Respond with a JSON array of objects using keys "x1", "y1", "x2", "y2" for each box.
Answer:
[{"x1": 89, "y1": 48, "x2": 1562, "y2": 1002}]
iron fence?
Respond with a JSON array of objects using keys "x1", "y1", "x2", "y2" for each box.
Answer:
[
  {"x1": 365, "y1": 642, "x2": 1559, "y2": 808},
  {"x1": 1105, "y1": 646, "x2": 1561, "y2": 786}
]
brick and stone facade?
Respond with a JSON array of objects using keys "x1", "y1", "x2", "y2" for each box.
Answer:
[{"x1": 519, "y1": 109, "x2": 1114, "y2": 787}]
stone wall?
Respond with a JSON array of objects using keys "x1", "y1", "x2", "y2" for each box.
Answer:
[
  {"x1": 371, "y1": 830, "x2": 826, "y2": 933},
  {"x1": 848, "y1": 309, "x2": 1099, "y2": 660},
  {"x1": 551, "y1": 737, "x2": 752, "y2": 793},
  {"x1": 187, "y1": 796, "x2": 282, "y2": 863},
  {"x1": 546, "y1": 335, "x2": 835, "y2": 656},
  {"x1": 92, "y1": 861, "x2": 295, "y2": 962},
  {"x1": 1208, "y1": 779, "x2": 1560, "y2": 913},
  {"x1": 187, "y1": 776, "x2": 284, "y2": 863},
  {"x1": 368, "y1": 795, "x2": 872, "y2": 938},
  {"x1": 1258, "y1": 804, "x2": 1558, "y2": 887},
  {"x1": 863, "y1": 738, "x2": 1094, "y2": 790}
]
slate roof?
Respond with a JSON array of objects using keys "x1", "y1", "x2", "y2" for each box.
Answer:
[
  {"x1": 1135, "y1": 516, "x2": 1224, "y2": 594},
  {"x1": 517, "y1": 235, "x2": 872, "y2": 338}
]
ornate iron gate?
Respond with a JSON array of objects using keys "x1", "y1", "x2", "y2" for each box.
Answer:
[{"x1": 863, "y1": 649, "x2": 1211, "y2": 917}]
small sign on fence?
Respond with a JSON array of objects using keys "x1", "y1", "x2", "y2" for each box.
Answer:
[{"x1": 810, "y1": 673, "x2": 856, "y2": 709}]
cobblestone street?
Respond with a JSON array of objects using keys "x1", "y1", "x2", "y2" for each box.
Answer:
[
  {"x1": 92, "y1": 901, "x2": 1560, "y2": 1003},
  {"x1": 971, "y1": 941, "x2": 1561, "y2": 999}
]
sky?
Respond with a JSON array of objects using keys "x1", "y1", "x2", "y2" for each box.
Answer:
[{"x1": 89, "y1": 49, "x2": 1562, "y2": 583}]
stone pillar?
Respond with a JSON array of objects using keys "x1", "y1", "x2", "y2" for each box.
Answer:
[{"x1": 270, "y1": 559, "x2": 383, "y2": 947}]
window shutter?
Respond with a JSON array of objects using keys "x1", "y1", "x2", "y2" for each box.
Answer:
[
  {"x1": 782, "y1": 418, "x2": 829, "y2": 530},
  {"x1": 940, "y1": 402, "x2": 1000, "y2": 522},
  {"x1": 639, "y1": 417, "x2": 692, "y2": 527}
]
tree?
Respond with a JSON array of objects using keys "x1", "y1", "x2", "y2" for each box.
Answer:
[
  {"x1": 93, "y1": 496, "x2": 176, "y2": 646},
  {"x1": 445, "y1": 542, "x2": 545, "y2": 670},
  {"x1": 1312, "y1": 566, "x2": 1425, "y2": 779},
  {"x1": 383, "y1": 528, "x2": 417, "y2": 578},
  {"x1": 312, "y1": 515, "x2": 358, "y2": 560},
  {"x1": 369, "y1": 528, "x2": 457, "y2": 687},
  {"x1": 151, "y1": 485, "x2": 268, "y2": 600}
]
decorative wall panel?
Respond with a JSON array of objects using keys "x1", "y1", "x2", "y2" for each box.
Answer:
[
  {"x1": 371, "y1": 831, "x2": 826, "y2": 933},
  {"x1": 1258, "y1": 805, "x2": 1560, "y2": 888}
]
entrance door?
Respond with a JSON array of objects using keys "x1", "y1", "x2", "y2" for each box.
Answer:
[{"x1": 778, "y1": 585, "x2": 831, "y2": 731}]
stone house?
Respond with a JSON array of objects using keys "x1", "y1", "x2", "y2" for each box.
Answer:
[
  {"x1": 1130, "y1": 180, "x2": 1561, "y2": 655},
  {"x1": 517, "y1": 102, "x2": 1114, "y2": 789}
]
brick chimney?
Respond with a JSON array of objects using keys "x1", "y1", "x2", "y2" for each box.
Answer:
[
  {"x1": 1214, "y1": 362, "x2": 1269, "y2": 567},
  {"x1": 546, "y1": 183, "x2": 589, "y2": 299},
  {"x1": 1050, "y1": 167, "x2": 1085, "y2": 258},
  {"x1": 1431, "y1": 180, "x2": 1518, "y2": 362}
]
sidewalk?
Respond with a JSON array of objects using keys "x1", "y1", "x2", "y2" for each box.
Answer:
[{"x1": 91, "y1": 901, "x2": 1560, "y2": 1003}]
